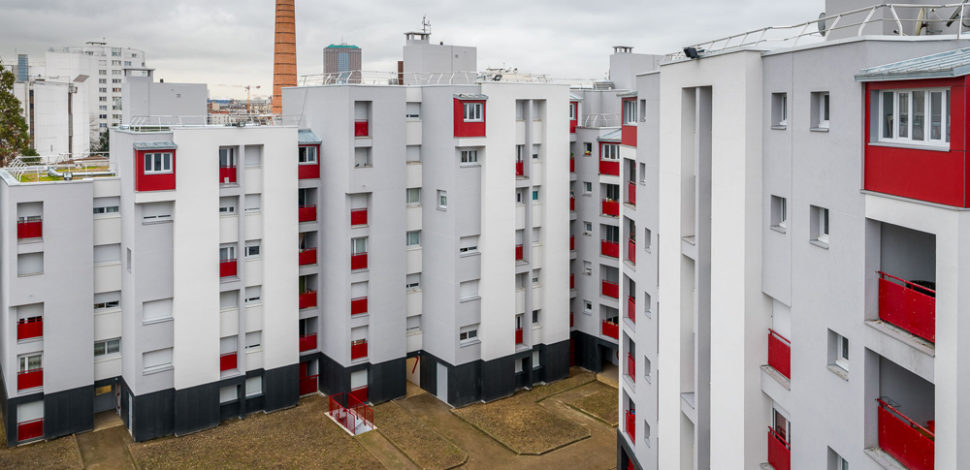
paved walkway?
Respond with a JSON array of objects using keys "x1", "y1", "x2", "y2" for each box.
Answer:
[{"x1": 76, "y1": 424, "x2": 135, "y2": 470}]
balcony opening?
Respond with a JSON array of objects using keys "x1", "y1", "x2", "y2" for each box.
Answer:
[
  {"x1": 299, "y1": 231, "x2": 318, "y2": 265},
  {"x1": 868, "y1": 354, "x2": 934, "y2": 470},
  {"x1": 351, "y1": 237, "x2": 368, "y2": 270},
  {"x1": 351, "y1": 281, "x2": 368, "y2": 316},
  {"x1": 219, "y1": 244, "x2": 237, "y2": 278},
  {"x1": 601, "y1": 305, "x2": 619, "y2": 340},
  {"x1": 873, "y1": 221, "x2": 935, "y2": 343},
  {"x1": 601, "y1": 224, "x2": 620, "y2": 258},
  {"x1": 17, "y1": 202, "x2": 43, "y2": 240},
  {"x1": 768, "y1": 406, "x2": 791, "y2": 470},
  {"x1": 354, "y1": 101, "x2": 371, "y2": 137},
  {"x1": 299, "y1": 318, "x2": 317, "y2": 352},
  {"x1": 623, "y1": 394, "x2": 636, "y2": 442},
  {"x1": 601, "y1": 266, "x2": 619, "y2": 299},
  {"x1": 299, "y1": 274, "x2": 318, "y2": 309},
  {"x1": 599, "y1": 143, "x2": 620, "y2": 176},
  {"x1": 602, "y1": 183, "x2": 620, "y2": 216},
  {"x1": 219, "y1": 336, "x2": 238, "y2": 372},
  {"x1": 17, "y1": 353, "x2": 42, "y2": 390},
  {"x1": 298, "y1": 188, "x2": 317, "y2": 223},
  {"x1": 219, "y1": 146, "x2": 237, "y2": 184}
]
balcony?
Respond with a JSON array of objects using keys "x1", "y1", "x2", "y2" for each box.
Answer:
[
  {"x1": 298, "y1": 162, "x2": 320, "y2": 179},
  {"x1": 351, "y1": 296, "x2": 368, "y2": 315},
  {"x1": 298, "y1": 248, "x2": 317, "y2": 266},
  {"x1": 570, "y1": 274, "x2": 575, "y2": 290},
  {"x1": 351, "y1": 340, "x2": 368, "y2": 360},
  {"x1": 220, "y1": 352, "x2": 237, "y2": 372},
  {"x1": 627, "y1": 239, "x2": 636, "y2": 264},
  {"x1": 570, "y1": 158, "x2": 575, "y2": 173},
  {"x1": 602, "y1": 280, "x2": 619, "y2": 299},
  {"x1": 516, "y1": 161, "x2": 524, "y2": 177},
  {"x1": 17, "y1": 319, "x2": 42, "y2": 341},
  {"x1": 602, "y1": 199, "x2": 619, "y2": 217},
  {"x1": 299, "y1": 290, "x2": 317, "y2": 309},
  {"x1": 877, "y1": 398, "x2": 934, "y2": 470},
  {"x1": 17, "y1": 418, "x2": 43, "y2": 442},
  {"x1": 219, "y1": 166, "x2": 237, "y2": 184},
  {"x1": 627, "y1": 353, "x2": 635, "y2": 382},
  {"x1": 602, "y1": 321, "x2": 619, "y2": 339},
  {"x1": 299, "y1": 334, "x2": 317, "y2": 352},
  {"x1": 624, "y1": 410, "x2": 636, "y2": 441},
  {"x1": 515, "y1": 328, "x2": 524, "y2": 345},
  {"x1": 220, "y1": 259, "x2": 238, "y2": 278},
  {"x1": 17, "y1": 368, "x2": 42, "y2": 390},
  {"x1": 600, "y1": 160, "x2": 619, "y2": 176},
  {"x1": 601, "y1": 240, "x2": 619, "y2": 258},
  {"x1": 515, "y1": 244, "x2": 524, "y2": 261},
  {"x1": 878, "y1": 271, "x2": 935, "y2": 343},
  {"x1": 17, "y1": 219, "x2": 42, "y2": 239},
  {"x1": 627, "y1": 296, "x2": 635, "y2": 323},
  {"x1": 627, "y1": 181, "x2": 636, "y2": 206},
  {"x1": 768, "y1": 329, "x2": 791, "y2": 380},
  {"x1": 298, "y1": 205, "x2": 316, "y2": 223},
  {"x1": 351, "y1": 253, "x2": 368, "y2": 271},
  {"x1": 350, "y1": 208, "x2": 368, "y2": 226},
  {"x1": 570, "y1": 197, "x2": 575, "y2": 211},
  {"x1": 570, "y1": 236, "x2": 575, "y2": 251},
  {"x1": 354, "y1": 119, "x2": 369, "y2": 137},
  {"x1": 767, "y1": 427, "x2": 791, "y2": 470}
]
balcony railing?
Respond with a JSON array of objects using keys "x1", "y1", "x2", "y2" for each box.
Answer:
[
  {"x1": 219, "y1": 166, "x2": 237, "y2": 184},
  {"x1": 570, "y1": 197, "x2": 575, "y2": 211},
  {"x1": 877, "y1": 398, "x2": 934, "y2": 470},
  {"x1": 351, "y1": 252, "x2": 368, "y2": 271},
  {"x1": 570, "y1": 158, "x2": 575, "y2": 173},
  {"x1": 515, "y1": 244, "x2": 524, "y2": 261},
  {"x1": 298, "y1": 248, "x2": 317, "y2": 266},
  {"x1": 602, "y1": 321, "x2": 619, "y2": 339},
  {"x1": 17, "y1": 219, "x2": 42, "y2": 239},
  {"x1": 354, "y1": 119, "x2": 369, "y2": 137},
  {"x1": 299, "y1": 290, "x2": 317, "y2": 309},
  {"x1": 768, "y1": 329, "x2": 791, "y2": 380},
  {"x1": 625, "y1": 410, "x2": 636, "y2": 441},
  {"x1": 627, "y1": 181, "x2": 636, "y2": 206},
  {"x1": 767, "y1": 427, "x2": 791, "y2": 470},
  {"x1": 298, "y1": 205, "x2": 316, "y2": 222},
  {"x1": 878, "y1": 271, "x2": 935, "y2": 343},
  {"x1": 328, "y1": 392, "x2": 374, "y2": 436},
  {"x1": 17, "y1": 368, "x2": 42, "y2": 390},
  {"x1": 602, "y1": 199, "x2": 620, "y2": 216},
  {"x1": 602, "y1": 280, "x2": 619, "y2": 298},
  {"x1": 220, "y1": 352, "x2": 237, "y2": 371},
  {"x1": 351, "y1": 340, "x2": 368, "y2": 360},
  {"x1": 16, "y1": 418, "x2": 43, "y2": 442},
  {"x1": 220, "y1": 259, "x2": 238, "y2": 278},
  {"x1": 627, "y1": 296, "x2": 635, "y2": 323},
  {"x1": 17, "y1": 318, "x2": 42, "y2": 341},
  {"x1": 600, "y1": 160, "x2": 619, "y2": 176},
  {"x1": 627, "y1": 353, "x2": 635, "y2": 382},
  {"x1": 299, "y1": 372, "x2": 318, "y2": 395},
  {"x1": 570, "y1": 274, "x2": 575, "y2": 290},
  {"x1": 350, "y1": 208, "x2": 368, "y2": 226},
  {"x1": 601, "y1": 239, "x2": 619, "y2": 258},
  {"x1": 627, "y1": 239, "x2": 636, "y2": 264},
  {"x1": 515, "y1": 328, "x2": 524, "y2": 344},
  {"x1": 299, "y1": 334, "x2": 317, "y2": 352},
  {"x1": 516, "y1": 160, "x2": 524, "y2": 177},
  {"x1": 351, "y1": 296, "x2": 368, "y2": 315}
]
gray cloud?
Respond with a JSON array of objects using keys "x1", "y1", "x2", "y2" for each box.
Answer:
[{"x1": 0, "y1": 0, "x2": 823, "y2": 98}]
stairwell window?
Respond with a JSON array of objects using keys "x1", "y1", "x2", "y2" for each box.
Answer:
[
  {"x1": 811, "y1": 91, "x2": 830, "y2": 131},
  {"x1": 810, "y1": 205, "x2": 830, "y2": 247},
  {"x1": 406, "y1": 230, "x2": 421, "y2": 247},
  {"x1": 437, "y1": 190, "x2": 447, "y2": 210},
  {"x1": 771, "y1": 92, "x2": 788, "y2": 129},
  {"x1": 459, "y1": 149, "x2": 480, "y2": 166},
  {"x1": 770, "y1": 195, "x2": 788, "y2": 232}
]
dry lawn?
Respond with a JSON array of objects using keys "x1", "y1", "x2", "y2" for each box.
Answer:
[
  {"x1": 527, "y1": 369, "x2": 596, "y2": 403},
  {"x1": 128, "y1": 395, "x2": 385, "y2": 470},
  {"x1": 0, "y1": 417, "x2": 83, "y2": 470},
  {"x1": 452, "y1": 400, "x2": 589, "y2": 455},
  {"x1": 562, "y1": 382, "x2": 619, "y2": 426},
  {"x1": 375, "y1": 401, "x2": 466, "y2": 470}
]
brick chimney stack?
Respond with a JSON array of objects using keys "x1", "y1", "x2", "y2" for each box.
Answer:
[{"x1": 272, "y1": 0, "x2": 296, "y2": 114}]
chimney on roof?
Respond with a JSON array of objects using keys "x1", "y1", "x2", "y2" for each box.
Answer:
[
  {"x1": 272, "y1": 0, "x2": 297, "y2": 114},
  {"x1": 613, "y1": 46, "x2": 634, "y2": 54}
]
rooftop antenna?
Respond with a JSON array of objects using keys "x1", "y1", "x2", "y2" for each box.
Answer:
[{"x1": 421, "y1": 15, "x2": 431, "y2": 34}]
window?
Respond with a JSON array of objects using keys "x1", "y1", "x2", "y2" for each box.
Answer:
[
  {"x1": 532, "y1": 309, "x2": 540, "y2": 324},
  {"x1": 459, "y1": 280, "x2": 479, "y2": 300},
  {"x1": 220, "y1": 385, "x2": 238, "y2": 404},
  {"x1": 532, "y1": 188, "x2": 540, "y2": 201},
  {"x1": 532, "y1": 350, "x2": 541, "y2": 368},
  {"x1": 770, "y1": 195, "x2": 788, "y2": 231},
  {"x1": 351, "y1": 237, "x2": 368, "y2": 255},
  {"x1": 17, "y1": 253, "x2": 43, "y2": 276},
  {"x1": 18, "y1": 354, "x2": 41, "y2": 372},
  {"x1": 623, "y1": 99, "x2": 637, "y2": 125},
  {"x1": 601, "y1": 144, "x2": 619, "y2": 160},
  {"x1": 245, "y1": 240, "x2": 261, "y2": 257},
  {"x1": 812, "y1": 91, "x2": 830, "y2": 130},
  {"x1": 405, "y1": 102, "x2": 421, "y2": 119},
  {"x1": 126, "y1": 248, "x2": 132, "y2": 272},
  {"x1": 246, "y1": 331, "x2": 262, "y2": 351},
  {"x1": 245, "y1": 286, "x2": 262, "y2": 303},
  {"x1": 437, "y1": 190, "x2": 447, "y2": 209},
  {"x1": 143, "y1": 348, "x2": 173, "y2": 373},
  {"x1": 406, "y1": 188, "x2": 421, "y2": 205},
  {"x1": 836, "y1": 335, "x2": 849, "y2": 371},
  {"x1": 246, "y1": 376, "x2": 263, "y2": 397},
  {"x1": 459, "y1": 235, "x2": 479, "y2": 254},
  {"x1": 94, "y1": 244, "x2": 121, "y2": 265},
  {"x1": 143, "y1": 298, "x2": 173, "y2": 323},
  {"x1": 354, "y1": 147, "x2": 371, "y2": 167},
  {"x1": 773, "y1": 408, "x2": 791, "y2": 444},
  {"x1": 142, "y1": 202, "x2": 173, "y2": 223},
  {"x1": 463, "y1": 102, "x2": 483, "y2": 122},
  {"x1": 584, "y1": 221, "x2": 592, "y2": 235},
  {"x1": 531, "y1": 269, "x2": 541, "y2": 285},
  {"x1": 459, "y1": 325, "x2": 479, "y2": 344},
  {"x1": 584, "y1": 300, "x2": 593, "y2": 314},
  {"x1": 244, "y1": 194, "x2": 260, "y2": 212},
  {"x1": 644, "y1": 292, "x2": 652, "y2": 316},
  {"x1": 771, "y1": 92, "x2": 788, "y2": 128},
  {"x1": 406, "y1": 274, "x2": 421, "y2": 290},
  {"x1": 406, "y1": 230, "x2": 421, "y2": 247},
  {"x1": 219, "y1": 197, "x2": 236, "y2": 214},
  {"x1": 584, "y1": 142, "x2": 592, "y2": 156},
  {"x1": 94, "y1": 338, "x2": 121, "y2": 357},
  {"x1": 643, "y1": 355, "x2": 652, "y2": 383},
  {"x1": 143, "y1": 152, "x2": 173, "y2": 174},
  {"x1": 93, "y1": 198, "x2": 120, "y2": 215},
  {"x1": 878, "y1": 88, "x2": 950, "y2": 145},
  {"x1": 569, "y1": 102, "x2": 577, "y2": 120},
  {"x1": 584, "y1": 181, "x2": 593, "y2": 193},
  {"x1": 829, "y1": 330, "x2": 850, "y2": 374},
  {"x1": 532, "y1": 144, "x2": 540, "y2": 159},
  {"x1": 643, "y1": 420, "x2": 651, "y2": 445},
  {"x1": 460, "y1": 149, "x2": 479, "y2": 165},
  {"x1": 220, "y1": 245, "x2": 236, "y2": 261},
  {"x1": 643, "y1": 228, "x2": 652, "y2": 251},
  {"x1": 583, "y1": 261, "x2": 592, "y2": 275},
  {"x1": 298, "y1": 146, "x2": 317, "y2": 164},
  {"x1": 810, "y1": 205, "x2": 830, "y2": 246},
  {"x1": 94, "y1": 292, "x2": 121, "y2": 312}
]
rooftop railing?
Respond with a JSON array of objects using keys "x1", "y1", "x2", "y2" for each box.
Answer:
[{"x1": 125, "y1": 114, "x2": 303, "y2": 129}]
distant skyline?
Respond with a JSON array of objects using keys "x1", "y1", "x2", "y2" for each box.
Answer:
[{"x1": 0, "y1": 0, "x2": 823, "y2": 99}]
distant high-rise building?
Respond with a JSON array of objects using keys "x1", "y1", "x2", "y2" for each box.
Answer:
[
  {"x1": 323, "y1": 44, "x2": 361, "y2": 84},
  {"x1": 272, "y1": 0, "x2": 296, "y2": 114},
  {"x1": 15, "y1": 54, "x2": 28, "y2": 82}
]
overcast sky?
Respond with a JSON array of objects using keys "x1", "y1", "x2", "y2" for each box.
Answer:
[{"x1": 1, "y1": 0, "x2": 824, "y2": 99}]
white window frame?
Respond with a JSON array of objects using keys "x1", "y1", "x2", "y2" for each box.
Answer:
[
  {"x1": 437, "y1": 190, "x2": 447, "y2": 209},
  {"x1": 298, "y1": 146, "x2": 318, "y2": 164},
  {"x1": 601, "y1": 144, "x2": 619, "y2": 161},
  {"x1": 220, "y1": 245, "x2": 236, "y2": 261},
  {"x1": 817, "y1": 207, "x2": 830, "y2": 244},
  {"x1": 877, "y1": 87, "x2": 950, "y2": 147},
  {"x1": 245, "y1": 240, "x2": 261, "y2": 257},
  {"x1": 569, "y1": 102, "x2": 577, "y2": 120},
  {"x1": 463, "y1": 102, "x2": 483, "y2": 122},
  {"x1": 623, "y1": 100, "x2": 637, "y2": 125},
  {"x1": 144, "y1": 152, "x2": 173, "y2": 174},
  {"x1": 817, "y1": 92, "x2": 830, "y2": 129},
  {"x1": 460, "y1": 149, "x2": 479, "y2": 166},
  {"x1": 835, "y1": 334, "x2": 849, "y2": 372},
  {"x1": 406, "y1": 188, "x2": 421, "y2": 205},
  {"x1": 351, "y1": 237, "x2": 368, "y2": 255},
  {"x1": 406, "y1": 230, "x2": 421, "y2": 247},
  {"x1": 18, "y1": 353, "x2": 41, "y2": 372},
  {"x1": 94, "y1": 338, "x2": 121, "y2": 358},
  {"x1": 459, "y1": 325, "x2": 479, "y2": 344}
]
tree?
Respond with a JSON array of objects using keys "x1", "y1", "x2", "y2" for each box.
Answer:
[
  {"x1": 0, "y1": 60, "x2": 30, "y2": 166},
  {"x1": 93, "y1": 129, "x2": 110, "y2": 154}
]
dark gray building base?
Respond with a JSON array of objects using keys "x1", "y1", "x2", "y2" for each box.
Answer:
[
  {"x1": 617, "y1": 429, "x2": 641, "y2": 470},
  {"x1": 571, "y1": 330, "x2": 618, "y2": 373}
]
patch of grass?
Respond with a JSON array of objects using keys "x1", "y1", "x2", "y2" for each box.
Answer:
[
  {"x1": 128, "y1": 395, "x2": 384, "y2": 470},
  {"x1": 452, "y1": 400, "x2": 589, "y2": 455},
  {"x1": 526, "y1": 369, "x2": 596, "y2": 403},
  {"x1": 563, "y1": 383, "x2": 619, "y2": 426},
  {"x1": 0, "y1": 434, "x2": 82, "y2": 469},
  {"x1": 375, "y1": 401, "x2": 466, "y2": 470}
]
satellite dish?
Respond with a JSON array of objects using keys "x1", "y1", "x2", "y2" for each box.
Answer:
[{"x1": 817, "y1": 12, "x2": 827, "y2": 37}]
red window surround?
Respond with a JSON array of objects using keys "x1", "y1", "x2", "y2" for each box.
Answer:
[
  {"x1": 602, "y1": 280, "x2": 619, "y2": 298},
  {"x1": 219, "y1": 165, "x2": 236, "y2": 184},
  {"x1": 864, "y1": 77, "x2": 966, "y2": 207},
  {"x1": 877, "y1": 398, "x2": 934, "y2": 470},
  {"x1": 17, "y1": 418, "x2": 43, "y2": 441},
  {"x1": 354, "y1": 120, "x2": 369, "y2": 137},
  {"x1": 17, "y1": 318, "x2": 42, "y2": 341},
  {"x1": 767, "y1": 426, "x2": 791, "y2": 470},
  {"x1": 515, "y1": 328, "x2": 524, "y2": 345},
  {"x1": 569, "y1": 101, "x2": 579, "y2": 134},
  {"x1": 17, "y1": 219, "x2": 42, "y2": 239},
  {"x1": 299, "y1": 291, "x2": 317, "y2": 309},
  {"x1": 299, "y1": 334, "x2": 317, "y2": 352},
  {"x1": 350, "y1": 297, "x2": 368, "y2": 315},
  {"x1": 601, "y1": 239, "x2": 620, "y2": 258},
  {"x1": 454, "y1": 99, "x2": 486, "y2": 137},
  {"x1": 602, "y1": 199, "x2": 620, "y2": 216},
  {"x1": 299, "y1": 248, "x2": 317, "y2": 266},
  {"x1": 570, "y1": 197, "x2": 575, "y2": 211},
  {"x1": 768, "y1": 329, "x2": 791, "y2": 380},
  {"x1": 570, "y1": 236, "x2": 575, "y2": 251},
  {"x1": 602, "y1": 321, "x2": 619, "y2": 339},
  {"x1": 351, "y1": 253, "x2": 368, "y2": 271},
  {"x1": 17, "y1": 368, "x2": 43, "y2": 390},
  {"x1": 134, "y1": 149, "x2": 176, "y2": 192},
  {"x1": 621, "y1": 97, "x2": 638, "y2": 147},
  {"x1": 878, "y1": 271, "x2": 935, "y2": 343},
  {"x1": 298, "y1": 145, "x2": 321, "y2": 180},
  {"x1": 219, "y1": 352, "x2": 237, "y2": 372},
  {"x1": 350, "y1": 208, "x2": 368, "y2": 226},
  {"x1": 351, "y1": 340, "x2": 368, "y2": 360},
  {"x1": 298, "y1": 205, "x2": 317, "y2": 223},
  {"x1": 220, "y1": 259, "x2": 237, "y2": 278}
]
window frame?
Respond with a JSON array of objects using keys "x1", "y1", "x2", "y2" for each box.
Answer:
[
  {"x1": 601, "y1": 144, "x2": 619, "y2": 161},
  {"x1": 144, "y1": 152, "x2": 173, "y2": 174},
  {"x1": 463, "y1": 102, "x2": 483, "y2": 122},
  {"x1": 94, "y1": 338, "x2": 121, "y2": 358},
  {"x1": 623, "y1": 99, "x2": 637, "y2": 125},
  {"x1": 877, "y1": 87, "x2": 950, "y2": 147},
  {"x1": 459, "y1": 149, "x2": 480, "y2": 166},
  {"x1": 298, "y1": 146, "x2": 318, "y2": 164},
  {"x1": 835, "y1": 335, "x2": 850, "y2": 371}
]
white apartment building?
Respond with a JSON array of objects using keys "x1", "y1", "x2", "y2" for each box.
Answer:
[{"x1": 12, "y1": 77, "x2": 90, "y2": 158}]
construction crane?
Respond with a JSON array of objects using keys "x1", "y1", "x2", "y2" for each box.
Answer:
[{"x1": 215, "y1": 84, "x2": 262, "y2": 114}]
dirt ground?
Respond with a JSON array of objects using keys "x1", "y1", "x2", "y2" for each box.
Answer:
[
  {"x1": 558, "y1": 381, "x2": 620, "y2": 426},
  {"x1": 374, "y1": 400, "x2": 467, "y2": 469}
]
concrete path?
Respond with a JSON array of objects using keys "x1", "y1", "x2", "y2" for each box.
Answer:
[{"x1": 76, "y1": 425, "x2": 135, "y2": 470}]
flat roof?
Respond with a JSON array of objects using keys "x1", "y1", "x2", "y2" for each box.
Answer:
[{"x1": 856, "y1": 47, "x2": 970, "y2": 81}]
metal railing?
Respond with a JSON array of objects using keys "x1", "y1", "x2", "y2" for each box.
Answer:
[
  {"x1": 125, "y1": 114, "x2": 303, "y2": 129},
  {"x1": 298, "y1": 70, "x2": 599, "y2": 87},
  {"x1": 582, "y1": 113, "x2": 621, "y2": 128}
]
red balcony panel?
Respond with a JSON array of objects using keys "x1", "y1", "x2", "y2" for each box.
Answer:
[
  {"x1": 878, "y1": 271, "x2": 935, "y2": 343},
  {"x1": 134, "y1": 149, "x2": 177, "y2": 192},
  {"x1": 298, "y1": 162, "x2": 320, "y2": 179},
  {"x1": 768, "y1": 329, "x2": 791, "y2": 380},
  {"x1": 602, "y1": 280, "x2": 619, "y2": 298},
  {"x1": 17, "y1": 318, "x2": 42, "y2": 340},
  {"x1": 351, "y1": 253, "x2": 368, "y2": 271},
  {"x1": 570, "y1": 274, "x2": 575, "y2": 290},
  {"x1": 17, "y1": 369, "x2": 42, "y2": 390},
  {"x1": 602, "y1": 199, "x2": 620, "y2": 216},
  {"x1": 624, "y1": 410, "x2": 636, "y2": 441},
  {"x1": 298, "y1": 205, "x2": 317, "y2": 223},
  {"x1": 627, "y1": 239, "x2": 636, "y2": 264},
  {"x1": 219, "y1": 166, "x2": 236, "y2": 184},
  {"x1": 878, "y1": 398, "x2": 934, "y2": 470},
  {"x1": 570, "y1": 197, "x2": 575, "y2": 211},
  {"x1": 599, "y1": 160, "x2": 620, "y2": 176},
  {"x1": 627, "y1": 353, "x2": 635, "y2": 381},
  {"x1": 515, "y1": 328, "x2": 524, "y2": 344},
  {"x1": 628, "y1": 181, "x2": 636, "y2": 206},
  {"x1": 299, "y1": 334, "x2": 317, "y2": 352},
  {"x1": 299, "y1": 291, "x2": 317, "y2": 309},
  {"x1": 768, "y1": 427, "x2": 791, "y2": 470},
  {"x1": 601, "y1": 240, "x2": 620, "y2": 258},
  {"x1": 627, "y1": 296, "x2": 635, "y2": 323},
  {"x1": 602, "y1": 321, "x2": 619, "y2": 339},
  {"x1": 17, "y1": 419, "x2": 43, "y2": 442},
  {"x1": 570, "y1": 312, "x2": 574, "y2": 327},
  {"x1": 570, "y1": 158, "x2": 575, "y2": 172},
  {"x1": 516, "y1": 160, "x2": 524, "y2": 177},
  {"x1": 350, "y1": 208, "x2": 368, "y2": 226},
  {"x1": 350, "y1": 386, "x2": 369, "y2": 405},
  {"x1": 453, "y1": 99, "x2": 486, "y2": 137},
  {"x1": 570, "y1": 236, "x2": 575, "y2": 251},
  {"x1": 17, "y1": 220, "x2": 42, "y2": 239},
  {"x1": 220, "y1": 259, "x2": 237, "y2": 278},
  {"x1": 351, "y1": 297, "x2": 368, "y2": 315},
  {"x1": 351, "y1": 340, "x2": 368, "y2": 360},
  {"x1": 299, "y1": 375, "x2": 318, "y2": 395},
  {"x1": 219, "y1": 352, "x2": 237, "y2": 371},
  {"x1": 621, "y1": 125, "x2": 637, "y2": 147},
  {"x1": 299, "y1": 248, "x2": 317, "y2": 266},
  {"x1": 515, "y1": 244, "x2": 524, "y2": 261},
  {"x1": 354, "y1": 120, "x2": 369, "y2": 137}
]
